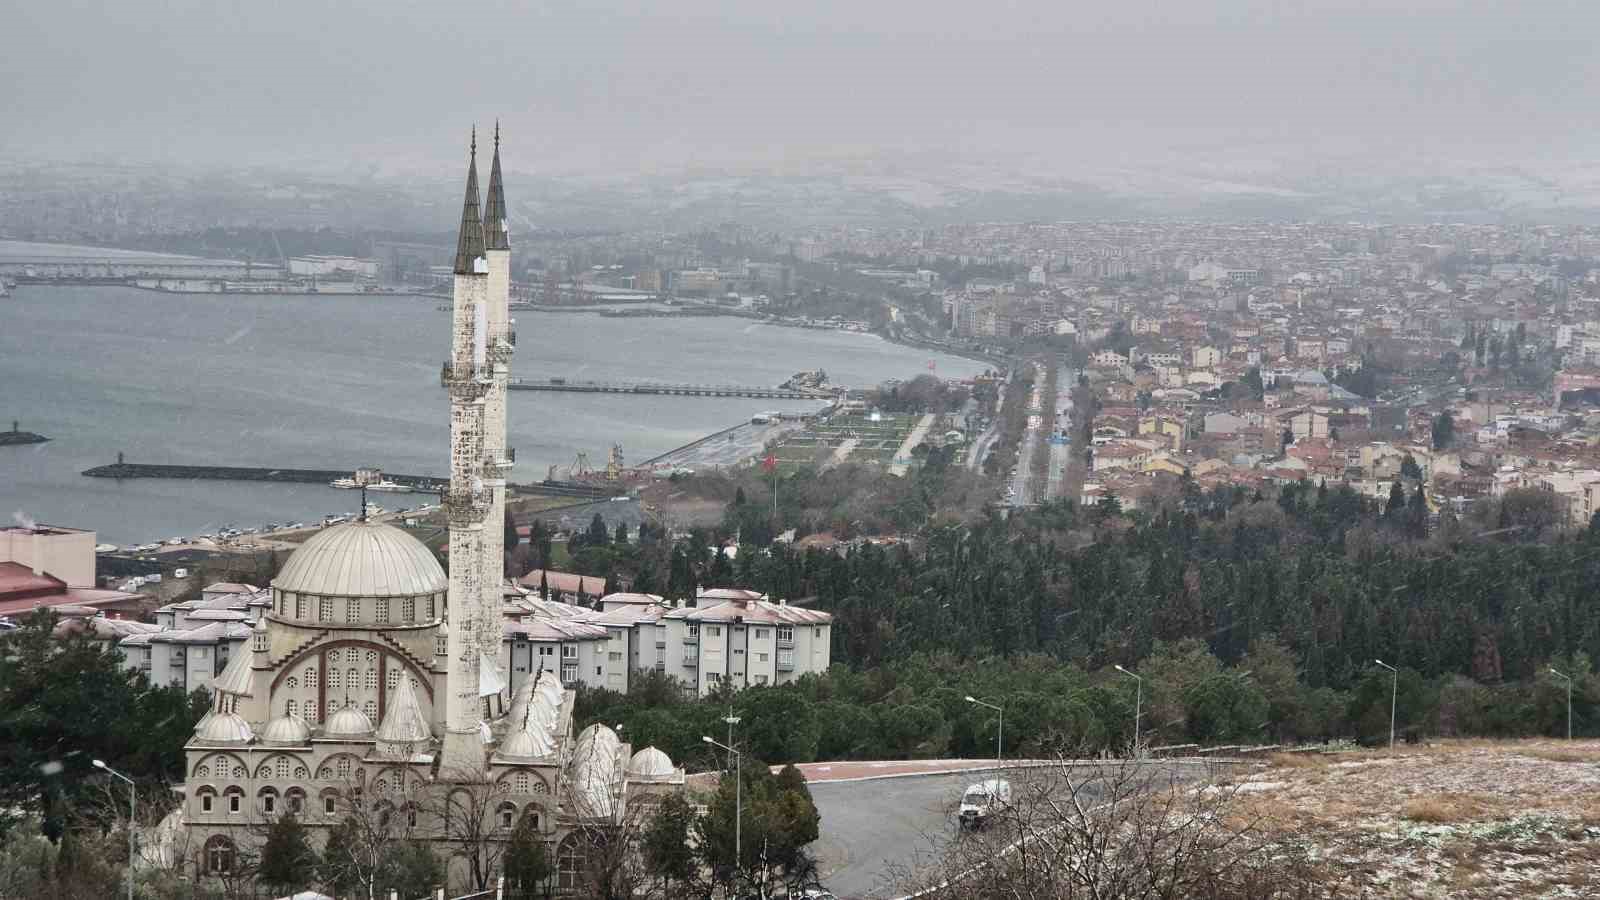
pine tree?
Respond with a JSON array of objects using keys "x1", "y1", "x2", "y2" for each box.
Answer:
[
  {"x1": 503, "y1": 817, "x2": 551, "y2": 900},
  {"x1": 259, "y1": 814, "x2": 316, "y2": 893}
]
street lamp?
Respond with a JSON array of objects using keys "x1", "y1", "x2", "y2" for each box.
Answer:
[
  {"x1": 722, "y1": 708, "x2": 741, "y2": 767},
  {"x1": 1373, "y1": 659, "x2": 1398, "y2": 750},
  {"x1": 703, "y1": 735, "x2": 741, "y2": 879},
  {"x1": 1550, "y1": 667, "x2": 1574, "y2": 741},
  {"x1": 964, "y1": 696, "x2": 1005, "y2": 768},
  {"x1": 94, "y1": 759, "x2": 135, "y2": 900},
  {"x1": 1114, "y1": 665, "x2": 1142, "y2": 756}
]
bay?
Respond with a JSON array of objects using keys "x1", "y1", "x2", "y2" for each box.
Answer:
[{"x1": 0, "y1": 285, "x2": 985, "y2": 545}]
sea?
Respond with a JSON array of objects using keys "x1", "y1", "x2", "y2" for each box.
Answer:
[{"x1": 0, "y1": 284, "x2": 987, "y2": 545}]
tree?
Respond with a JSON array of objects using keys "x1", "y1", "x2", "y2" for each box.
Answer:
[
  {"x1": 258, "y1": 814, "x2": 317, "y2": 894},
  {"x1": 1241, "y1": 366, "x2": 1264, "y2": 399},
  {"x1": 613, "y1": 521, "x2": 629, "y2": 545},
  {"x1": 640, "y1": 793, "x2": 698, "y2": 894},
  {"x1": 1400, "y1": 454, "x2": 1423, "y2": 481},
  {"x1": 1386, "y1": 481, "x2": 1406, "y2": 519},
  {"x1": 432, "y1": 769, "x2": 512, "y2": 894},
  {"x1": 1432, "y1": 411, "x2": 1455, "y2": 450},
  {"x1": 503, "y1": 815, "x2": 551, "y2": 900},
  {"x1": 587, "y1": 513, "x2": 609, "y2": 547}
]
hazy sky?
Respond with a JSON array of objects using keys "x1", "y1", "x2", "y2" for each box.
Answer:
[{"x1": 4, "y1": 0, "x2": 1597, "y2": 175}]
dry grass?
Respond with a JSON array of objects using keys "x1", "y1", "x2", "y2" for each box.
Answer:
[
  {"x1": 1265, "y1": 751, "x2": 1333, "y2": 769},
  {"x1": 1401, "y1": 793, "x2": 1491, "y2": 823}
]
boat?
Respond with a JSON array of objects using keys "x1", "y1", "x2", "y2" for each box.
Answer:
[
  {"x1": 94, "y1": 543, "x2": 118, "y2": 554},
  {"x1": 367, "y1": 480, "x2": 412, "y2": 493},
  {"x1": 330, "y1": 477, "x2": 359, "y2": 489}
]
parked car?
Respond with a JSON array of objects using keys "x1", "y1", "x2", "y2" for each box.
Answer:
[{"x1": 958, "y1": 778, "x2": 1012, "y2": 830}]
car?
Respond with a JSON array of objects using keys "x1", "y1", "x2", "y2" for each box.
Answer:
[{"x1": 958, "y1": 778, "x2": 1012, "y2": 830}]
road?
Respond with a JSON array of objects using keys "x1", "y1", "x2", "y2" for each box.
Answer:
[
  {"x1": 965, "y1": 378, "x2": 1007, "y2": 472},
  {"x1": 1044, "y1": 367, "x2": 1078, "y2": 501}
]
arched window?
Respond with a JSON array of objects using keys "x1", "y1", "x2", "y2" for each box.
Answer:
[
  {"x1": 197, "y1": 787, "x2": 217, "y2": 813},
  {"x1": 365, "y1": 668, "x2": 378, "y2": 690},
  {"x1": 347, "y1": 667, "x2": 359, "y2": 688},
  {"x1": 557, "y1": 835, "x2": 585, "y2": 889},
  {"x1": 386, "y1": 669, "x2": 400, "y2": 690},
  {"x1": 327, "y1": 668, "x2": 340, "y2": 690},
  {"x1": 336, "y1": 756, "x2": 353, "y2": 778},
  {"x1": 401, "y1": 597, "x2": 416, "y2": 622},
  {"x1": 322, "y1": 789, "x2": 339, "y2": 816},
  {"x1": 286, "y1": 787, "x2": 306, "y2": 814},
  {"x1": 363, "y1": 700, "x2": 377, "y2": 720},
  {"x1": 285, "y1": 699, "x2": 297, "y2": 718},
  {"x1": 204, "y1": 835, "x2": 235, "y2": 873},
  {"x1": 346, "y1": 598, "x2": 361, "y2": 624},
  {"x1": 405, "y1": 803, "x2": 418, "y2": 829},
  {"x1": 318, "y1": 596, "x2": 333, "y2": 622},
  {"x1": 522, "y1": 807, "x2": 541, "y2": 831},
  {"x1": 275, "y1": 756, "x2": 291, "y2": 779},
  {"x1": 376, "y1": 598, "x2": 390, "y2": 623},
  {"x1": 224, "y1": 786, "x2": 244, "y2": 814},
  {"x1": 258, "y1": 787, "x2": 278, "y2": 815},
  {"x1": 513, "y1": 772, "x2": 531, "y2": 794},
  {"x1": 498, "y1": 801, "x2": 517, "y2": 830}
]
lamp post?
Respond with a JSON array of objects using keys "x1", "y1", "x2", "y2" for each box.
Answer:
[
  {"x1": 722, "y1": 708, "x2": 741, "y2": 767},
  {"x1": 703, "y1": 735, "x2": 741, "y2": 882},
  {"x1": 94, "y1": 759, "x2": 135, "y2": 900},
  {"x1": 1114, "y1": 665, "x2": 1142, "y2": 756},
  {"x1": 964, "y1": 696, "x2": 1004, "y2": 768},
  {"x1": 1373, "y1": 659, "x2": 1398, "y2": 750},
  {"x1": 1550, "y1": 667, "x2": 1573, "y2": 740}
]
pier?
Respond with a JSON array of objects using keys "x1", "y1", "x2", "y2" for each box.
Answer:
[
  {"x1": 1, "y1": 421, "x2": 49, "y2": 447},
  {"x1": 506, "y1": 378, "x2": 834, "y2": 400},
  {"x1": 81, "y1": 461, "x2": 621, "y2": 500}
]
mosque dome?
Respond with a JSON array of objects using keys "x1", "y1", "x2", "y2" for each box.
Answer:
[
  {"x1": 536, "y1": 670, "x2": 564, "y2": 707},
  {"x1": 324, "y1": 704, "x2": 375, "y2": 738},
  {"x1": 499, "y1": 725, "x2": 556, "y2": 760},
  {"x1": 260, "y1": 714, "x2": 312, "y2": 745},
  {"x1": 570, "y1": 724, "x2": 622, "y2": 817},
  {"x1": 272, "y1": 520, "x2": 446, "y2": 599},
  {"x1": 194, "y1": 711, "x2": 254, "y2": 744},
  {"x1": 628, "y1": 746, "x2": 675, "y2": 778}
]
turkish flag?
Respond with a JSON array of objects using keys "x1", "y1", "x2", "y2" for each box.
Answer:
[{"x1": 762, "y1": 454, "x2": 777, "y2": 472}]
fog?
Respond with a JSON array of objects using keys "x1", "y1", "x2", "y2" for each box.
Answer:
[{"x1": 4, "y1": 0, "x2": 1597, "y2": 174}]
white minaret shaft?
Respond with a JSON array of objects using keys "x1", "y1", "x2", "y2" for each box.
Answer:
[
  {"x1": 480, "y1": 124, "x2": 514, "y2": 688},
  {"x1": 441, "y1": 131, "x2": 492, "y2": 776}
]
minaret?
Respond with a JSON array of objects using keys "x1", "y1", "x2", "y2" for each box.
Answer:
[
  {"x1": 440, "y1": 129, "x2": 494, "y2": 774},
  {"x1": 480, "y1": 122, "x2": 515, "y2": 688}
]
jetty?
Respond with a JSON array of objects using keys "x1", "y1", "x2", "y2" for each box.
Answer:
[
  {"x1": 506, "y1": 378, "x2": 834, "y2": 400},
  {"x1": 81, "y1": 460, "x2": 620, "y2": 500},
  {"x1": 0, "y1": 421, "x2": 49, "y2": 447}
]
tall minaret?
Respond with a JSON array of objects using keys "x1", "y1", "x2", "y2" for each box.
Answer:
[
  {"x1": 480, "y1": 122, "x2": 514, "y2": 680},
  {"x1": 441, "y1": 130, "x2": 494, "y2": 774}
]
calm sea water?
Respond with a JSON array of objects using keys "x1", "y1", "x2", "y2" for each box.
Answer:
[{"x1": 0, "y1": 285, "x2": 984, "y2": 545}]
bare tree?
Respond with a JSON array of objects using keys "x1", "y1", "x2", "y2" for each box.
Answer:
[
  {"x1": 895, "y1": 756, "x2": 1335, "y2": 900},
  {"x1": 429, "y1": 766, "x2": 515, "y2": 895}
]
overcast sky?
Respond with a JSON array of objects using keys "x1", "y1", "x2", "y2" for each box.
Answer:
[{"x1": 4, "y1": 0, "x2": 1597, "y2": 175}]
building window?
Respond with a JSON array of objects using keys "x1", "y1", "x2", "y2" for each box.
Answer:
[
  {"x1": 387, "y1": 669, "x2": 400, "y2": 690},
  {"x1": 363, "y1": 700, "x2": 377, "y2": 720},
  {"x1": 305, "y1": 704, "x2": 319, "y2": 724},
  {"x1": 561, "y1": 645, "x2": 577, "y2": 659},
  {"x1": 707, "y1": 625, "x2": 722, "y2": 637},
  {"x1": 376, "y1": 598, "x2": 390, "y2": 623},
  {"x1": 286, "y1": 699, "x2": 297, "y2": 718},
  {"x1": 260, "y1": 788, "x2": 277, "y2": 815},
  {"x1": 319, "y1": 596, "x2": 333, "y2": 622},
  {"x1": 348, "y1": 667, "x2": 359, "y2": 688},
  {"x1": 539, "y1": 645, "x2": 553, "y2": 656},
  {"x1": 513, "y1": 772, "x2": 531, "y2": 793},
  {"x1": 336, "y1": 757, "x2": 352, "y2": 778},
  {"x1": 287, "y1": 789, "x2": 305, "y2": 814},
  {"x1": 778, "y1": 649, "x2": 794, "y2": 668},
  {"x1": 328, "y1": 668, "x2": 340, "y2": 690},
  {"x1": 706, "y1": 672, "x2": 722, "y2": 685},
  {"x1": 286, "y1": 676, "x2": 298, "y2": 690},
  {"x1": 754, "y1": 675, "x2": 769, "y2": 685},
  {"x1": 776, "y1": 626, "x2": 794, "y2": 643},
  {"x1": 204, "y1": 836, "x2": 235, "y2": 874},
  {"x1": 365, "y1": 669, "x2": 378, "y2": 690},
  {"x1": 275, "y1": 757, "x2": 291, "y2": 779},
  {"x1": 815, "y1": 626, "x2": 824, "y2": 638},
  {"x1": 755, "y1": 628, "x2": 769, "y2": 639},
  {"x1": 346, "y1": 598, "x2": 361, "y2": 623},
  {"x1": 608, "y1": 652, "x2": 622, "y2": 662},
  {"x1": 407, "y1": 805, "x2": 418, "y2": 829},
  {"x1": 328, "y1": 649, "x2": 340, "y2": 663},
  {"x1": 560, "y1": 664, "x2": 577, "y2": 684},
  {"x1": 200, "y1": 791, "x2": 214, "y2": 813},
  {"x1": 226, "y1": 788, "x2": 242, "y2": 814},
  {"x1": 558, "y1": 836, "x2": 585, "y2": 890},
  {"x1": 499, "y1": 802, "x2": 517, "y2": 829},
  {"x1": 687, "y1": 623, "x2": 699, "y2": 637},
  {"x1": 401, "y1": 597, "x2": 415, "y2": 622},
  {"x1": 757, "y1": 652, "x2": 768, "y2": 663},
  {"x1": 324, "y1": 795, "x2": 337, "y2": 815}
]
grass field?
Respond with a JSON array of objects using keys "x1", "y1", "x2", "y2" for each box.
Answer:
[{"x1": 765, "y1": 412, "x2": 921, "y2": 471}]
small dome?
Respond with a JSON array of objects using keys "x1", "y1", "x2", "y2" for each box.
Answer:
[
  {"x1": 536, "y1": 670, "x2": 564, "y2": 706},
  {"x1": 499, "y1": 726, "x2": 555, "y2": 759},
  {"x1": 628, "y1": 746, "x2": 675, "y2": 778},
  {"x1": 195, "y1": 711, "x2": 254, "y2": 744},
  {"x1": 569, "y1": 726, "x2": 621, "y2": 818},
  {"x1": 272, "y1": 520, "x2": 446, "y2": 598},
  {"x1": 260, "y1": 714, "x2": 311, "y2": 745},
  {"x1": 323, "y1": 704, "x2": 375, "y2": 738}
]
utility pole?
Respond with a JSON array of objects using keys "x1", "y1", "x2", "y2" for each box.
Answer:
[
  {"x1": 94, "y1": 759, "x2": 135, "y2": 900},
  {"x1": 1115, "y1": 665, "x2": 1142, "y2": 756},
  {"x1": 1373, "y1": 659, "x2": 1398, "y2": 749},
  {"x1": 1551, "y1": 667, "x2": 1574, "y2": 740},
  {"x1": 965, "y1": 696, "x2": 1004, "y2": 768},
  {"x1": 703, "y1": 735, "x2": 742, "y2": 887}
]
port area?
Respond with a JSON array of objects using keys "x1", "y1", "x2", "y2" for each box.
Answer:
[
  {"x1": 767, "y1": 411, "x2": 925, "y2": 472},
  {"x1": 642, "y1": 418, "x2": 813, "y2": 474}
]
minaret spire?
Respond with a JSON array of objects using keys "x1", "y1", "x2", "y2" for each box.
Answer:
[
  {"x1": 452, "y1": 128, "x2": 486, "y2": 275},
  {"x1": 484, "y1": 121, "x2": 510, "y2": 252}
]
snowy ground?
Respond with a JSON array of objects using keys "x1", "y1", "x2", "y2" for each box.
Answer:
[{"x1": 1237, "y1": 740, "x2": 1600, "y2": 898}]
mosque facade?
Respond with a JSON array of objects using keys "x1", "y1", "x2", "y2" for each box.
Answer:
[{"x1": 172, "y1": 131, "x2": 684, "y2": 891}]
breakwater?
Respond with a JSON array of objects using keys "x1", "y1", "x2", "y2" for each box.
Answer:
[{"x1": 0, "y1": 428, "x2": 49, "y2": 447}]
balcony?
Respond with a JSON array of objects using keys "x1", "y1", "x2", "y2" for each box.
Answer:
[
  {"x1": 776, "y1": 653, "x2": 795, "y2": 672},
  {"x1": 655, "y1": 641, "x2": 666, "y2": 649},
  {"x1": 682, "y1": 633, "x2": 698, "y2": 645},
  {"x1": 682, "y1": 653, "x2": 699, "y2": 667}
]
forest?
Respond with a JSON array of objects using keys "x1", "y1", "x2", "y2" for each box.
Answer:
[{"x1": 577, "y1": 476, "x2": 1600, "y2": 763}]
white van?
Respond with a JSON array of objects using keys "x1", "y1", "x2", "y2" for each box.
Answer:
[{"x1": 958, "y1": 778, "x2": 1012, "y2": 829}]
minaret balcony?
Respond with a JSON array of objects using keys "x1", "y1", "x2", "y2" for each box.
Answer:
[
  {"x1": 441, "y1": 361, "x2": 492, "y2": 400},
  {"x1": 443, "y1": 487, "x2": 493, "y2": 526},
  {"x1": 484, "y1": 448, "x2": 516, "y2": 475}
]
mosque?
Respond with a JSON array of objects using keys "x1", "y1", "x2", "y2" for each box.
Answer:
[{"x1": 169, "y1": 129, "x2": 684, "y2": 891}]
